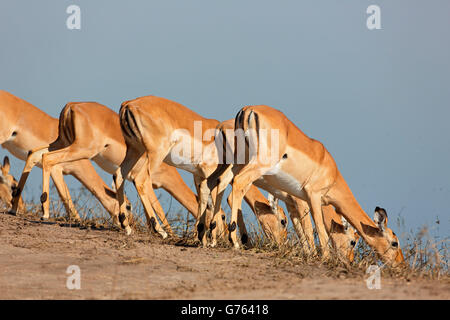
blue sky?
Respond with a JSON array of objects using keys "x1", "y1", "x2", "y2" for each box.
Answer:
[{"x1": 1, "y1": 1, "x2": 449, "y2": 239}]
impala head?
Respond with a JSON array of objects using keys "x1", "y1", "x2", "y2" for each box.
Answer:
[
  {"x1": 329, "y1": 217, "x2": 360, "y2": 262},
  {"x1": 0, "y1": 156, "x2": 20, "y2": 208},
  {"x1": 362, "y1": 207, "x2": 405, "y2": 266},
  {"x1": 208, "y1": 208, "x2": 229, "y2": 241},
  {"x1": 254, "y1": 197, "x2": 288, "y2": 245},
  {"x1": 110, "y1": 178, "x2": 134, "y2": 233}
]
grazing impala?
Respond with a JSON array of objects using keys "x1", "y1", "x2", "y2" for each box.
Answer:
[
  {"x1": 0, "y1": 156, "x2": 24, "y2": 211},
  {"x1": 224, "y1": 105, "x2": 404, "y2": 266},
  {"x1": 13, "y1": 100, "x2": 288, "y2": 243},
  {"x1": 0, "y1": 90, "x2": 133, "y2": 227},
  {"x1": 290, "y1": 197, "x2": 360, "y2": 261},
  {"x1": 212, "y1": 119, "x2": 360, "y2": 260},
  {"x1": 114, "y1": 95, "x2": 225, "y2": 244},
  {"x1": 113, "y1": 95, "x2": 294, "y2": 247}
]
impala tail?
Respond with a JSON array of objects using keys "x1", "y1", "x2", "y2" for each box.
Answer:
[
  {"x1": 119, "y1": 102, "x2": 143, "y2": 143},
  {"x1": 234, "y1": 107, "x2": 260, "y2": 164},
  {"x1": 58, "y1": 103, "x2": 77, "y2": 144}
]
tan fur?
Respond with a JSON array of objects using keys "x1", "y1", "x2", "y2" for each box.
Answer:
[
  {"x1": 228, "y1": 105, "x2": 404, "y2": 266},
  {"x1": 115, "y1": 95, "x2": 291, "y2": 247},
  {"x1": 213, "y1": 118, "x2": 359, "y2": 260},
  {"x1": 0, "y1": 157, "x2": 25, "y2": 211},
  {"x1": 12, "y1": 101, "x2": 220, "y2": 236},
  {"x1": 0, "y1": 90, "x2": 127, "y2": 222},
  {"x1": 292, "y1": 199, "x2": 359, "y2": 261},
  {"x1": 13, "y1": 100, "x2": 285, "y2": 242}
]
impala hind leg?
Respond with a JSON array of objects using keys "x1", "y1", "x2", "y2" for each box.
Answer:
[
  {"x1": 141, "y1": 175, "x2": 174, "y2": 237},
  {"x1": 210, "y1": 165, "x2": 235, "y2": 247},
  {"x1": 115, "y1": 149, "x2": 168, "y2": 238},
  {"x1": 50, "y1": 167, "x2": 80, "y2": 221},
  {"x1": 132, "y1": 165, "x2": 168, "y2": 239},
  {"x1": 66, "y1": 159, "x2": 124, "y2": 227},
  {"x1": 230, "y1": 168, "x2": 264, "y2": 249},
  {"x1": 41, "y1": 146, "x2": 93, "y2": 220}
]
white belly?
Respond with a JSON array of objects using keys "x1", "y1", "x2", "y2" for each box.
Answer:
[
  {"x1": 164, "y1": 151, "x2": 197, "y2": 174},
  {"x1": 256, "y1": 164, "x2": 307, "y2": 201}
]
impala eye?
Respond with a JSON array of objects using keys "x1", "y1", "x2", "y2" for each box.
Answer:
[
  {"x1": 392, "y1": 241, "x2": 398, "y2": 248},
  {"x1": 280, "y1": 219, "x2": 286, "y2": 227}
]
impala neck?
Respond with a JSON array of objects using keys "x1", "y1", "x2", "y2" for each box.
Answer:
[{"x1": 327, "y1": 171, "x2": 379, "y2": 246}]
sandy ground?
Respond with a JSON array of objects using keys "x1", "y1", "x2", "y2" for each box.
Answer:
[{"x1": 0, "y1": 211, "x2": 448, "y2": 300}]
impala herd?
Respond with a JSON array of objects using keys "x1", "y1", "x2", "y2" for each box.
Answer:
[{"x1": 0, "y1": 90, "x2": 404, "y2": 266}]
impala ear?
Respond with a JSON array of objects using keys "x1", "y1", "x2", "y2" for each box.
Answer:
[
  {"x1": 330, "y1": 219, "x2": 345, "y2": 234},
  {"x1": 110, "y1": 179, "x2": 117, "y2": 192},
  {"x1": 374, "y1": 206, "x2": 388, "y2": 231},
  {"x1": 341, "y1": 216, "x2": 350, "y2": 231},
  {"x1": 207, "y1": 195, "x2": 214, "y2": 211},
  {"x1": 2, "y1": 156, "x2": 10, "y2": 175},
  {"x1": 267, "y1": 193, "x2": 279, "y2": 215},
  {"x1": 361, "y1": 222, "x2": 383, "y2": 237}
]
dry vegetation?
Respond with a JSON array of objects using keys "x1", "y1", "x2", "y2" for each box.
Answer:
[{"x1": 0, "y1": 187, "x2": 448, "y2": 299}]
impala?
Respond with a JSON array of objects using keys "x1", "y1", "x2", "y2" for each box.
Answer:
[
  {"x1": 112, "y1": 95, "x2": 294, "y2": 247},
  {"x1": 211, "y1": 119, "x2": 360, "y2": 260},
  {"x1": 224, "y1": 105, "x2": 404, "y2": 266},
  {"x1": 262, "y1": 193, "x2": 360, "y2": 261},
  {"x1": 0, "y1": 156, "x2": 24, "y2": 211},
  {"x1": 289, "y1": 197, "x2": 360, "y2": 261},
  {"x1": 0, "y1": 90, "x2": 132, "y2": 228},
  {"x1": 13, "y1": 100, "x2": 288, "y2": 243}
]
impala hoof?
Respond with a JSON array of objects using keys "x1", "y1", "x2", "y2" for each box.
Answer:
[
  {"x1": 160, "y1": 231, "x2": 168, "y2": 239},
  {"x1": 70, "y1": 216, "x2": 81, "y2": 223},
  {"x1": 241, "y1": 233, "x2": 248, "y2": 245},
  {"x1": 125, "y1": 226, "x2": 132, "y2": 236}
]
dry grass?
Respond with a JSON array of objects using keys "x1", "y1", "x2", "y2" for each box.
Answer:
[{"x1": 5, "y1": 186, "x2": 448, "y2": 282}]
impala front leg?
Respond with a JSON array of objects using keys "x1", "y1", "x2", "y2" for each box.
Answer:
[
  {"x1": 10, "y1": 147, "x2": 49, "y2": 215},
  {"x1": 307, "y1": 192, "x2": 331, "y2": 259},
  {"x1": 195, "y1": 178, "x2": 211, "y2": 247},
  {"x1": 285, "y1": 198, "x2": 314, "y2": 254},
  {"x1": 113, "y1": 167, "x2": 132, "y2": 235},
  {"x1": 41, "y1": 155, "x2": 53, "y2": 220},
  {"x1": 237, "y1": 207, "x2": 250, "y2": 247},
  {"x1": 209, "y1": 186, "x2": 224, "y2": 248}
]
